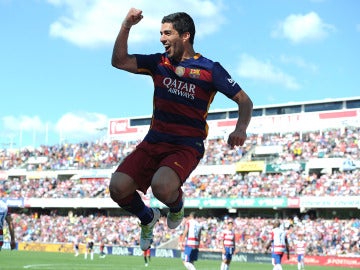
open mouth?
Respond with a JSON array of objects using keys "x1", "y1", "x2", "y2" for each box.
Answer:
[{"x1": 164, "y1": 45, "x2": 171, "y2": 54}]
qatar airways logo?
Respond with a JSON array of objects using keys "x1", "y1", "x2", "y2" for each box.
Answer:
[{"x1": 163, "y1": 77, "x2": 195, "y2": 100}]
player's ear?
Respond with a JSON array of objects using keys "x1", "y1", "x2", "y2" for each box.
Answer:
[{"x1": 182, "y1": 32, "x2": 191, "y2": 43}]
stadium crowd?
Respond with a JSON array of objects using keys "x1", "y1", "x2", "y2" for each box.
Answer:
[
  {"x1": 0, "y1": 127, "x2": 358, "y2": 170},
  {"x1": 8, "y1": 212, "x2": 360, "y2": 257},
  {"x1": 1, "y1": 169, "x2": 359, "y2": 199},
  {"x1": 1, "y1": 127, "x2": 359, "y2": 256},
  {"x1": 1, "y1": 127, "x2": 359, "y2": 199}
]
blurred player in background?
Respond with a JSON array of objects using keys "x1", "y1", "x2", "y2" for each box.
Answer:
[
  {"x1": 0, "y1": 200, "x2": 16, "y2": 251},
  {"x1": 84, "y1": 236, "x2": 94, "y2": 260},
  {"x1": 266, "y1": 220, "x2": 290, "y2": 270},
  {"x1": 295, "y1": 232, "x2": 306, "y2": 270},
  {"x1": 181, "y1": 212, "x2": 203, "y2": 270},
  {"x1": 143, "y1": 248, "x2": 151, "y2": 267},
  {"x1": 99, "y1": 241, "x2": 106, "y2": 258},
  {"x1": 73, "y1": 235, "x2": 80, "y2": 257},
  {"x1": 220, "y1": 219, "x2": 237, "y2": 270},
  {"x1": 109, "y1": 7, "x2": 253, "y2": 251}
]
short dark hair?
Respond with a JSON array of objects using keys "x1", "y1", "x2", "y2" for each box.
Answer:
[
  {"x1": 189, "y1": 211, "x2": 197, "y2": 218},
  {"x1": 274, "y1": 220, "x2": 281, "y2": 227},
  {"x1": 161, "y1": 12, "x2": 195, "y2": 45}
]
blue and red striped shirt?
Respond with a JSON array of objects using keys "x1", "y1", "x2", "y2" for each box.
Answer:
[{"x1": 135, "y1": 52, "x2": 242, "y2": 155}]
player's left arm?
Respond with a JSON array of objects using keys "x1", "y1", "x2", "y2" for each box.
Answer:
[
  {"x1": 211, "y1": 62, "x2": 253, "y2": 148},
  {"x1": 227, "y1": 90, "x2": 253, "y2": 148}
]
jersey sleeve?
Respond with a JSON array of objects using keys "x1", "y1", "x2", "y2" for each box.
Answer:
[
  {"x1": 134, "y1": 53, "x2": 162, "y2": 76},
  {"x1": 212, "y1": 62, "x2": 242, "y2": 99}
]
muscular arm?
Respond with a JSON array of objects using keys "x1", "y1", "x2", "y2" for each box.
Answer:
[
  {"x1": 111, "y1": 8, "x2": 143, "y2": 73},
  {"x1": 227, "y1": 90, "x2": 253, "y2": 148}
]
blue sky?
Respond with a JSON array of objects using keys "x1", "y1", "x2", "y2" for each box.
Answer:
[{"x1": 0, "y1": 0, "x2": 359, "y2": 148}]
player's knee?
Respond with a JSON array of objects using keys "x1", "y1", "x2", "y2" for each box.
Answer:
[
  {"x1": 109, "y1": 186, "x2": 119, "y2": 203},
  {"x1": 151, "y1": 180, "x2": 177, "y2": 202},
  {"x1": 151, "y1": 181, "x2": 166, "y2": 199},
  {"x1": 151, "y1": 168, "x2": 180, "y2": 202},
  {"x1": 109, "y1": 172, "x2": 128, "y2": 201},
  {"x1": 109, "y1": 173, "x2": 119, "y2": 196}
]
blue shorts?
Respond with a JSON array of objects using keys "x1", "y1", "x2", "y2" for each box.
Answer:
[
  {"x1": 297, "y1": 254, "x2": 304, "y2": 262},
  {"x1": 272, "y1": 253, "x2": 283, "y2": 265},
  {"x1": 183, "y1": 246, "x2": 199, "y2": 262},
  {"x1": 222, "y1": 247, "x2": 235, "y2": 260}
]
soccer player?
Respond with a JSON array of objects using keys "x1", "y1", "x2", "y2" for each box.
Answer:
[
  {"x1": 266, "y1": 220, "x2": 290, "y2": 270},
  {"x1": 220, "y1": 219, "x2": 237, "y2": 270},
  {"x1": 109, "y1": 7, "x2": 253, "y2": 251},
  {"x1": 73, "y1": 236, "x2": 80, "y2": 257},
  {"x1": 84, "y1": 237, "x2": 94, "y2": 260},
  {"x1": 72, "y1": 233, "x2": 82, "y2": 257},
  {"x1": 0, "y1": 200, "x2": 16, "y2": 251},
  {"x1": 295, "y1": 232, "x2": 306, "y2": 270},
  {"x1": 99, "y1": 241, "x2": 106, "y2": 258},
  {"x1": 143, "y1": 248, "x2": 151, "y2": 267},
  {"x1": 181, "y1": 212, "x2": 203, "y2": 270}
]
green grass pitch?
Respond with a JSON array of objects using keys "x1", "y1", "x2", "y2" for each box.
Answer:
[{"x1": 0, "y1": 250, "x2": 351, "y2": 270}]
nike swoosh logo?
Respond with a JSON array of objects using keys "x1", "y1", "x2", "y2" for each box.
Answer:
[{"x1": 174, "y1": 161, "x2": 184, "y2": 170}]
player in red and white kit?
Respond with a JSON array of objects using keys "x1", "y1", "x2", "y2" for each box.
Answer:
[
  {"x1": 266, "y1": 220, "x2": 289, "y2": 270},
  {"x1": 0, "y1": 200, "x2": 15, "y2": 251},
  {"x1": 220, "y1": 219, "x2": 237, "y2": 270},
  {"x1": 181, "y1": 212, "x2": 203, "y2": 270},
  {"x1": 295, "y1": 232, "x2": 306, "y2": 270}
]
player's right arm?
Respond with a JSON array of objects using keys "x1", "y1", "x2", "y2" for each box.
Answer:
[
  {"x1": 265, "y1": 235, "x2": 273, "y2": 253},
  {"x1": 182, "y1": 224, "x2": 189, "y2": 242},
  {"x1": 285, "y1": 236, "x2": 290, "y2": 259},
  {"x1": 111, "y1": 8, "x2": 143, "y2": 73},
  {"x1": 221, "y1": 241, "x2": 226, "y2": 254},
  {"x1": 180, "y1": 222, "x2": 189, "y2": 249},
  {"x1": 5, "y1": 214, "x2": 15, "y2": 250}
]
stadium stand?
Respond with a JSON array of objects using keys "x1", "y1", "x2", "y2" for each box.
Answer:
[{"x1": 0, "y1": 97, "x2": 359, "y2": 257}]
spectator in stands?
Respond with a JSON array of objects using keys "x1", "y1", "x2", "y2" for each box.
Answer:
[{"x1": 5, "y1": 210, "x2": 360, "y2": 257}]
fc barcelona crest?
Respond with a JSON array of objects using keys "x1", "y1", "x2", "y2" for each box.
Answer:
[
  {"x1": 175, "y1": 66, "x2": 185, "y2": 77},
  {"x1": 189, "y1": 69, "x2": 201, "y2": 79}
]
